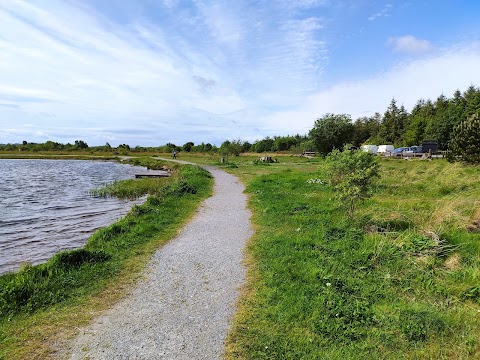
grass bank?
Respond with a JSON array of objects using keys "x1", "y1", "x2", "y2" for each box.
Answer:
[
  {"x1": 0, "y1": 158, "x2": 213, "y2": 359},
  {"x1": 0, "y1": 153, "x2": 120, "y2": 160},
  {"x1": 225, "y1": 157, "x2": 480, "y2": 359}
]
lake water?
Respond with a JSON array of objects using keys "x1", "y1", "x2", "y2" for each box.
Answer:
[{"x1": 0, "y1": 159, "x2": 149, "y2": 275}]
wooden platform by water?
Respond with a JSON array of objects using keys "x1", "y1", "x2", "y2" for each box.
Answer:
[{"x1": 135, "y1": 172, "x2": 170, "y2": 178}]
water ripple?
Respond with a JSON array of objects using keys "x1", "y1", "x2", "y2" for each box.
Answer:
[{"x1": 0, "y1": 159, "x2": 145, "y2": 274}]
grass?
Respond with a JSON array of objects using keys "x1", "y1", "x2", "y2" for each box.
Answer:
[
  {"x1": 224, "y1": 157, "x2": 480, "y2": 359},
  {"x1": 0, "y1": 159, "x2": 213, "y2": 359},
  {"x1": 90, "y1": 177, "x2": 171, "y2": 199},
  {"x1": 2, "y1": 152, "x2": 479, "y2": 358},
  {"x1": 0, "y1": 153, "x2": 120, "y2": 160}
]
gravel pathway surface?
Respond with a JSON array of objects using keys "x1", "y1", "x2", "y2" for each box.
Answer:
[{"x1": 67, "y1": 164, "x2": 252, "y2": 359}]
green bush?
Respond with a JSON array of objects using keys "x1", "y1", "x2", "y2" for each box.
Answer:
[{"x1": 326, "y1": 148, "x2": 380, "y2": 218}]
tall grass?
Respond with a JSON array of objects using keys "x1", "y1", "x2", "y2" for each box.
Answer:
[
  {"x1": 90, "y1": 177, "x2": 171, "y2": 199},
  {"x1": 226, "y1": 158, "x2": 480, "y2": 359}
]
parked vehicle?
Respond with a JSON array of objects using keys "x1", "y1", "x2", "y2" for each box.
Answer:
[
  {"x1": 422, "y1": 140, "x2": 438, "y2": 153},
  {"x1": 361, "y1": 145, "x2": 378, "y2": 154},
  {"x1": 377, "y1": 145, "x2": 395, "y2": 155},
  {"x1": 403, "y1": 146, "x2": 423, "y2": 157},
  {"x1": 391, "y1": 147, "x2": 410, "y2": 157},
  {"x1": 362, "y1": 145, "x2": 378, "y2": 154}
]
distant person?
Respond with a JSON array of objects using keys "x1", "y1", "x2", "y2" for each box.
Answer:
[{"x1": 173, "y1": 150, "x2": 177, "y2": 159}]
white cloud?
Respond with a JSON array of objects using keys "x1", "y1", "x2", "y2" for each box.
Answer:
[
  {"x1": 255, "y1": 42, "x2": 480, "y2": 134},
  {"x1": 1, "y1": 1, "x2": 478, "y2": 147},
  {"x1": 387, "y1": 35, "x2": 433, "y2": 53},
  {"x1": 368, "y1": 3, "x2": 392, "y2": 21}
]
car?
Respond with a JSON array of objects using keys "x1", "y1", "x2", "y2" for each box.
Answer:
[
  {"x1": 390, "y1": 147, "x2": 410, "y2": 157},
  {"x1": 403, "y1": 146, "x2": 423, "y2": 157}
]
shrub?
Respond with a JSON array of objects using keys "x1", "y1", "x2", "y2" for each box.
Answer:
[{"x1": 326, "y1": 148, "x2": 380, "y2": 218}]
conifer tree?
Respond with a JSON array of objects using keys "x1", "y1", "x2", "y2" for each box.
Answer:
[{"x1": 449, "y1": 113, "x2": 480, "y2": 164}]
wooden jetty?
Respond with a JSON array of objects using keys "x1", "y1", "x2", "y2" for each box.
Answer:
[{"x1": 135, "y1": 172, "x2": 170, "y2": 178}]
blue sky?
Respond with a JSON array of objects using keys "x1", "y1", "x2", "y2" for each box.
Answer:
[{"x1": 1, "y1": 0, "x2": 480, "y2": 146}]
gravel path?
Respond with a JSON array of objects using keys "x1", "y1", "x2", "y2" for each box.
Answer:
[{"x1": 66, "y1": 164, "x2": 252, "y2": 359}]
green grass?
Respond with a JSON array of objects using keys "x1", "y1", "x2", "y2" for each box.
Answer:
[
  {"x1": 90, "y1": 177, "x2": 170, "y2": 199},
  {"x1": 0, "y1": 160, "x2": 213, "y2": 359},
  {"x1": 226, "y1": 158, "x2": 480, "y2": 359}
]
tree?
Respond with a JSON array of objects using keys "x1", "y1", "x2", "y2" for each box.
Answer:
[
  {"x1": 380, "y1": 99, "x2": 408, "y2": 146},
  {"x1": 448, "y1": 113, "x2": 480, "y2": 164},
  {"x1": 253, "y1": 137, "x2": 274, "y2": 153},
  {"x1": 183, "y1": 142, "x2": 194, "y2": 152},
  {"x1": 326, "y1": 148, "x2": 380, "y2": 218},
  {"x1": 352, "y1": 113, "x2": 382, "y2": 147},
  {"x1": 309, "y1": 114, "x2": 354, "y2": 155},
  {"x1": 74, "y1": 140, "x2": 88, "y2": 149},
  {"x1": 404, "y1": 99, "x2": 434, "y2": 146}
]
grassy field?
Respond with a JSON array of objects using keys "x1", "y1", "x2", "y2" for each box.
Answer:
[
  {"x1": 0, "y1": 158, "x2": 213, "y2": 359},
  {"x1": 221, "y1": 155, "x2": 480, "y2": 359},
  {"x1": 1, "y1": 152, "x2": 479, "y2": 358}
]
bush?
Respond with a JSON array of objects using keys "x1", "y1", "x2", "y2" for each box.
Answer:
[{"x1": 326, "y1": 148, "x2": 380, "y2": 218}]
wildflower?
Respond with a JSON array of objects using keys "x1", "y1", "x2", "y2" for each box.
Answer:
[{"x1": 326, "y1": 282, "x2": 331, "y2": 287}]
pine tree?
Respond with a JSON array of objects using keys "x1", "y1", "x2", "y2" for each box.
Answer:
[{"x1": 449, "y1": 113, "x2": 480, "y2": 164}]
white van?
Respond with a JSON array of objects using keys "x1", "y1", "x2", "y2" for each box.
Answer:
[
  {"x1": 377, "y1": 145, "x2": 395, "y2": 155},
  {"x1": 361, "y1": 145, "x2": 378, "y2": 154}
]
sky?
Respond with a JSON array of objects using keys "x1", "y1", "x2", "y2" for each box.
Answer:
[{"x1": 1, "y1": 0, "x2": 480, "y2": 147}]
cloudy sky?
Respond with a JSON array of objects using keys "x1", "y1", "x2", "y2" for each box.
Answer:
[{"x1": 1, "y1": 0, "x2": 480, "y2": 146}]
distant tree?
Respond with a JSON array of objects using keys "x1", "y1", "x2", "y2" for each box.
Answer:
[
  {"x1": 352, "y1": 113, "x2": 382, "y2": 147},
  {"x1": 404, "y1": 99, "x2": 434, "y2": 146},
  {"x1": 380, "y1": 99, "x2": 408, "y2": 146},
  {"x1": 74, "y1": 140, "x2": 88, "y2": 149},
  {"x1": 448, "y1": 113, "x2": 480, "y2": 164},
  {"x1": 299, "y1": 139, "x2": 316, "y2": 153},
  {"x1": 223, "y1": 139, "x2": 242, "y2": 156},
  {"x1": 241, "y1": 141, "x2": 252, "y2": 153},
  {"x1": 183, "y1": 142, "x2": 194, "y2": 152},
  {"x1": 253, "y1": 137, "x2": 274, "y2": 153},
  {"x1": 463, "y1": 85, "x2": 480, "y2": 119},
  {"x1": 309, "y1": 113, "x2": 354, "y2": 155},
  {"x1": 118, "y1": 144, "x2": 130, "y2": 150}
]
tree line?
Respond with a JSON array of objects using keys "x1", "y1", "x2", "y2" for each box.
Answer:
[{"x1": 1, "y1": 85, "x2": 479, "y2": 157}]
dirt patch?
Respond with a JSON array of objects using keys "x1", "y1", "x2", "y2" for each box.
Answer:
[{"x1": 445, "y1": 253, "x2": 461, "y2": 271}]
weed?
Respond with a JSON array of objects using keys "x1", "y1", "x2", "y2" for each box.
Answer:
[{"x1": 399, "y1": 308, "x2": 447, "y2": 342}]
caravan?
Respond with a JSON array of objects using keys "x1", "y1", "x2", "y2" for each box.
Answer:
[{"x1": 377, "y1": 145, "x2": 395, "y2": 155}]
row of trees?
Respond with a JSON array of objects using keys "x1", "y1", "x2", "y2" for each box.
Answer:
[
  {"x1": 309, "y1": 85, "x2": 480, "y2": 156},
  {"x1": 352, "y1": 85, "x2": 480, "y2": 149},
  {"x1": 0, "y1": 137, "x2": 313, "y2": 155},
  {"x1": 1, "y1": 85, "x2": 478, "y2": 158}
]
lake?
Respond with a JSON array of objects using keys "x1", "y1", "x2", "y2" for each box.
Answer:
[{"x1": 0, "y1": 159, "x2": 148, "y2": 275}]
